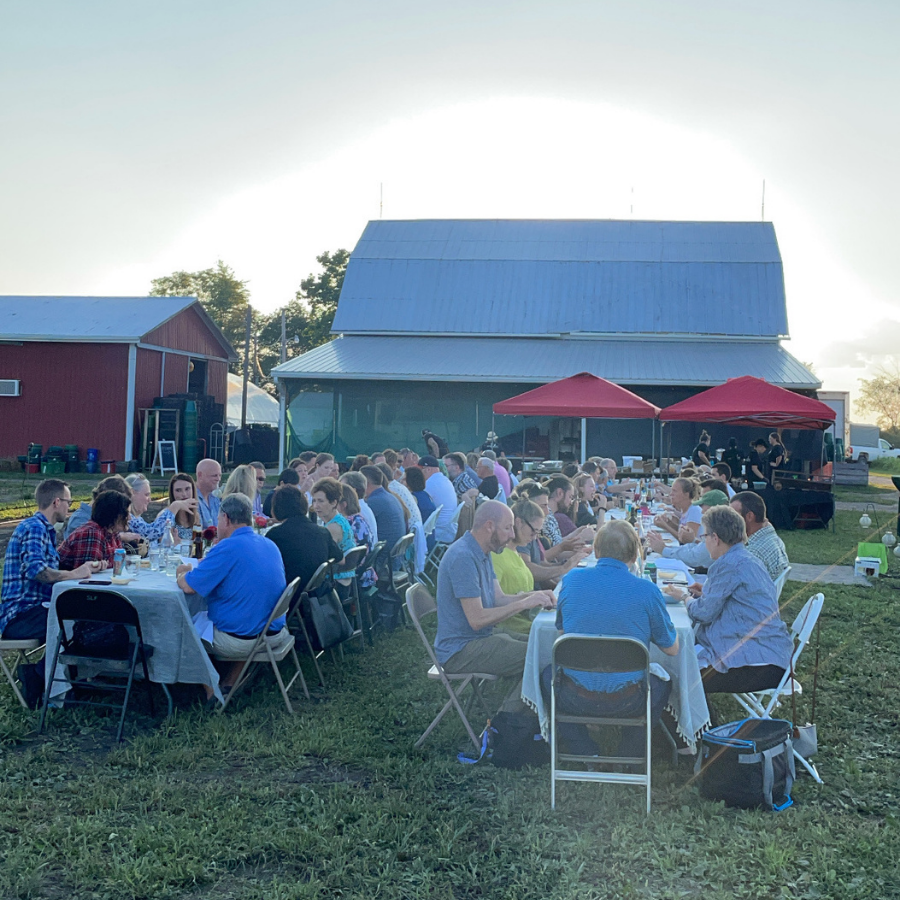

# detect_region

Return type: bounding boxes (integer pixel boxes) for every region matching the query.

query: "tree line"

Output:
[149,250,348,394]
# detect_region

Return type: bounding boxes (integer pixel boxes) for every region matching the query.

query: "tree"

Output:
[296,249,350,350]
[150,261,251,373]
[857,364,900,438]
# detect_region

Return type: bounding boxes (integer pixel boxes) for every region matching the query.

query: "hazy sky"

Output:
[2,1,898,396]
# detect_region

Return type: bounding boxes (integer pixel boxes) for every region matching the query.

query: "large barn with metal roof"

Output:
[272,219,819,462]
[0,296,236,463]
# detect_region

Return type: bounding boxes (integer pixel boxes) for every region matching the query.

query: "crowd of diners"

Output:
[1,437,794,752]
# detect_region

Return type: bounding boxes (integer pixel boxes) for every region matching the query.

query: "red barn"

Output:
[0,296,237,462]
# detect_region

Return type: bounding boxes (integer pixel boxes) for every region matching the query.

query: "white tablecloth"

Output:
[521,604,710,752]
[47,571,222,702]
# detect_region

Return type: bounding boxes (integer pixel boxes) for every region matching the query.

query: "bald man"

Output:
[195,459,222,528]
[435,500,555,709]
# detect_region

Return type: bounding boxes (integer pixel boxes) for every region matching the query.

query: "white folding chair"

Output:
[422,505,443,540]
[550,634,653,814]
[213,578,309,714]
[405,584,497,750]
[732,592,824,783]
[0,637,44,709]
[772,565,792,600]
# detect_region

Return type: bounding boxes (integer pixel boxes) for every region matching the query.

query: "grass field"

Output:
[1,488,899,898]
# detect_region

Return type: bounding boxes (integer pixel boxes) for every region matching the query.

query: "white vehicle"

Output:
[847,424,900,462]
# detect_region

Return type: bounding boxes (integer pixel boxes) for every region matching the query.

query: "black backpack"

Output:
[458,711,550,769]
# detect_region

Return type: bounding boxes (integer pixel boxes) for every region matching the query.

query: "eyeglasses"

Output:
[57,497,72,506]
[523,520,541,536]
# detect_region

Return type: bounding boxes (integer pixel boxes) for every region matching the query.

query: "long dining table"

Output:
[47,569,223,705]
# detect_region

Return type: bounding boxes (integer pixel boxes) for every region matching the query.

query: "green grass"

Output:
[869,457,900,476]
[2,525,900,898]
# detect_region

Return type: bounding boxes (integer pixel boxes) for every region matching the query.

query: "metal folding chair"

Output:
[405,584,497,750]
[550,634,653,813]
[338,545,369,651]
[732,592,824,783]
[0,636,44,710]
[356,540,386,646]
[39,588,169,743]
[286,563,333,690]
[212,577,309,714]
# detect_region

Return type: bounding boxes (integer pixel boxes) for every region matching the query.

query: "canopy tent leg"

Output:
[581,417,587,465]
[522,417,526,458]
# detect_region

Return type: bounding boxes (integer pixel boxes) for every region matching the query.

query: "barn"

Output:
[271,219,821,464]
[0,296,237,464]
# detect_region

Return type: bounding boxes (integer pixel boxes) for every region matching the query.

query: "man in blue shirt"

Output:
[543,519,679,758]
[361,465,406,557]
[1,480,98,708]
[178,492,289,698]
[195,459,222,529]
[436,501,555,710]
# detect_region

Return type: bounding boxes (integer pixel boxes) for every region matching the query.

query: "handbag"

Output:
[790,615,820,759]
[457,712,549,769]
[306,587,354,651]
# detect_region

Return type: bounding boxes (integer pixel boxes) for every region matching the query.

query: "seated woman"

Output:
[653,477,702,544]
[572,473,606,527]
[686,506,792,696]
[541,520,679,758]
[339,483,376,590]
[168,472,200,542]
[310,477,353,599]
[59,490,132,570]
[125,473,197,543]
[403,465,437,551]
[266,485,343,590]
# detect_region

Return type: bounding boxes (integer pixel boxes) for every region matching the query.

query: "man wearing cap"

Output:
[647,489,730,568]
[419,456,458,544]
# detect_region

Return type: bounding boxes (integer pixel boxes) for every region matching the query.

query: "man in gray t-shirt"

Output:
[435,502,555,701]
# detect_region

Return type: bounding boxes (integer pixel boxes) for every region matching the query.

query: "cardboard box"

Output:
[855,556,882,578]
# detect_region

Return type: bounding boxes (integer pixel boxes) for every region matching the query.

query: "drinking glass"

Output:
[125,555,140,578]
[148,546,160,571]
[166,556,180,577]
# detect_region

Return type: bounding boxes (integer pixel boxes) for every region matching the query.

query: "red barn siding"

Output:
[163,353,189,397]
[0,343,128,459]
[134,347,163,410]
[142,305,231,359]
[207,360,227,406]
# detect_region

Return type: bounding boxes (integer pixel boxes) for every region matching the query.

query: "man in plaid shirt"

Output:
[730,492,789,580]
[1,480,97,707]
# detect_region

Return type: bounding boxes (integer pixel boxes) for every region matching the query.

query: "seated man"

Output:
[262,468,301,518]
[58,491,131,570]
[436,500,555,709]
[0,479,96,707]
[443,452,479,501]
[360,465,406,556]
[542,520,679,758]
[475,457,502,501]
[195,458,222,529]
[711,463,736,498]
[266,486,343,589]
[419,456,459,544]
[542,476,592,547]
[730,491,789,579]
[64,475,131,538]
[178,493,290,698]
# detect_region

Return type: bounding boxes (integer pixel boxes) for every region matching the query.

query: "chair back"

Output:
[422,505,443,536]
[360,540,386,573]
[449,502,465,526]
[790,593,824,661]
[406,582,437,625]
[390,533,415,561]
[56,589,140,628]
[552,634,649,675]
[342,545,368,570]
[772,565,791,599]
[303,561,334,596]
[269,578,302,626]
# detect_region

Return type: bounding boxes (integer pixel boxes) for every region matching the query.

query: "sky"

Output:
[1,0,898,398]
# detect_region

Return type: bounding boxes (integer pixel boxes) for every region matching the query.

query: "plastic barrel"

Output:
[27,444,42,464]
[86,448,100,474]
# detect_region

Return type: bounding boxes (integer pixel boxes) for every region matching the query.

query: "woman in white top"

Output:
[653,476,702,544]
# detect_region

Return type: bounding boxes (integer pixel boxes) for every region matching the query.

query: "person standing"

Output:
[767,432,786,480]
[692,431,712,467]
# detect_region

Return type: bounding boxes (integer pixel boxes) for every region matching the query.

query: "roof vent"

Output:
[0,379,21,396]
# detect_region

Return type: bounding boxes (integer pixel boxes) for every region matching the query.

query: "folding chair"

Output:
[0,636,44,709]
[550,634,653,813]
[372,533,415,630]
[422,505,443,542]
[338,545,369,651]
[773,565,792,600]
[39,588,168,743]
[356,540,385,646]
[286,563,333,690]
[416,506,443,592]
[212,577,309,714]
[405,584,497,750]
[424,502,465,576]
[731,592,824,783]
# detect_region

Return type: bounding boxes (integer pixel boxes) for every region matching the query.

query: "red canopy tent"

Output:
[492,372,660,462]
[658,376,835,429]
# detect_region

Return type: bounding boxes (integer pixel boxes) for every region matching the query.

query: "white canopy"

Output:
[227,373,279,427]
